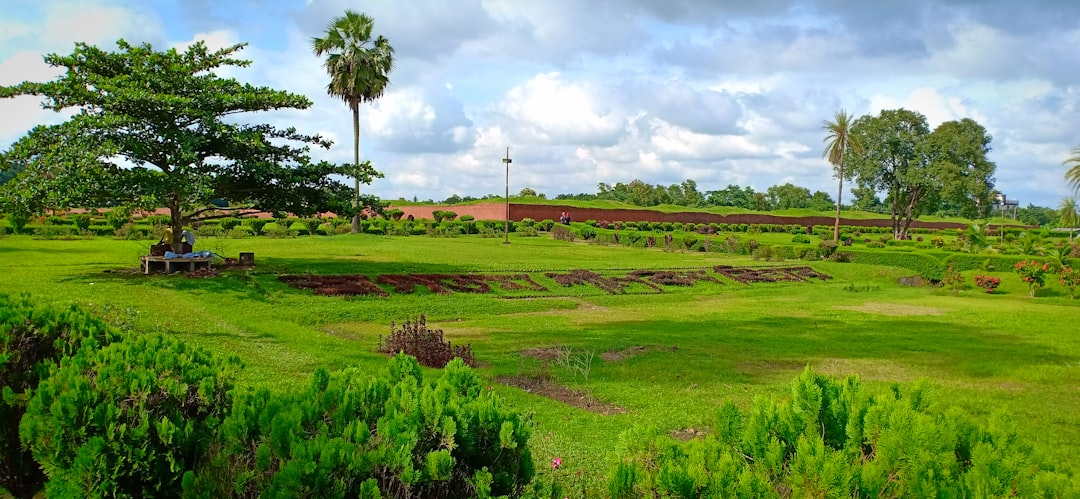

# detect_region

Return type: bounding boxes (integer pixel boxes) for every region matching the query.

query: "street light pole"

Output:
[503,147,512,245]
[997,193,1006,247]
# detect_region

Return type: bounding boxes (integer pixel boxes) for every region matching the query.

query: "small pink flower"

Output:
[552,457,562,469]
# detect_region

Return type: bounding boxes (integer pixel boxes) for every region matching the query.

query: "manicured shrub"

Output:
[72,214,92,232]
[551,226,576,242]
[607,367,1077,498]
[191,354,534,498]
[301,217,323,236]
[106,209,131,231]
[244,218,270,236]
[459,214,475,222]
[844,249,946,281]
[7,212,33,234]
[22,333,239,498]
[0,295,123,498]
[818,240,838,259]
[386,208,405,221]
[577,226,597,240]
[537,219,555,231]
[791,234,811,244]
[376,315,476,368]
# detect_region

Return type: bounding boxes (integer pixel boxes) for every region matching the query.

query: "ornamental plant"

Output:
[606,367,1078,498]
[973,274,1001,293]
[0,294,122,498]
[1014,260,1047,297]
[1060,266,1080,299]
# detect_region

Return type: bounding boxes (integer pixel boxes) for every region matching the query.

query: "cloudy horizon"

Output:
[3,0,1079,208]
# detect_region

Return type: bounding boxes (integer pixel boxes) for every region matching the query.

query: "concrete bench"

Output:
[140,256,213,274]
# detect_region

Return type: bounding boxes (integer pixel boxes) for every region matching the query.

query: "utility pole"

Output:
[503,147,512,245]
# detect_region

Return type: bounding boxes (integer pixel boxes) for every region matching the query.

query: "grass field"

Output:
[2,231,1078,488]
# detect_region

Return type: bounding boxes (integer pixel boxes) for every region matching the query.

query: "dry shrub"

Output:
[376,315,476,368]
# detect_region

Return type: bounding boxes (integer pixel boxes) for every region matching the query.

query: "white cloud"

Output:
[494,72,626,146]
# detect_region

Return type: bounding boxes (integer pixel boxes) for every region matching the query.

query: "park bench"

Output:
[140,255,213,274]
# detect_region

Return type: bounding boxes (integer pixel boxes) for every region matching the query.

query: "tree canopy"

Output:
[847,109,996,239]
[0,39,380,249]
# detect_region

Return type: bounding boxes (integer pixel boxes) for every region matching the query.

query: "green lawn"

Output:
[2,232,1078,485]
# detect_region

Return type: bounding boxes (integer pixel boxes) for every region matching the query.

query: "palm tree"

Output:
[312,10,394,233]
[1060,196,1080,241]
[1065,146,1080,194]
[821,110,864,243]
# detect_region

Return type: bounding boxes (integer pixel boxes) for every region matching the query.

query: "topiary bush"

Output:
[0,294,123,499]
[21,333,240,498]
[607,367,1078,498]
[191,354,534,498]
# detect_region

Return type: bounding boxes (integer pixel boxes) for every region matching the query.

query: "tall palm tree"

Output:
[1060,196,1080,241]
[821,110,864,243]
[1065,146,1080,194]
[313,10,394,233]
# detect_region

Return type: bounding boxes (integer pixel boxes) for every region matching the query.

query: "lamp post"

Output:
[997,193,1006,247]
[502,147,512,245]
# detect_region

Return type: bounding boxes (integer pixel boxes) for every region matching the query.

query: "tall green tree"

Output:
[848,109,996,239]
[765,183,812,210]
[0,40,375,251]
[925,118,996,218]
[822,110,864,242]
[312,10,394,233]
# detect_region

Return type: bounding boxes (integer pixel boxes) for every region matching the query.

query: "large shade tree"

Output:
[847,109,996,239]
[312,10,394,233]
[822,110,863,242]
[0,40,380,251]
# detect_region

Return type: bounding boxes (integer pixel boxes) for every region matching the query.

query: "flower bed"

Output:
[278,266,832,297]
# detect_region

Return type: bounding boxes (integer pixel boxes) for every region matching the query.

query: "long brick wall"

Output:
[393,203,997,231]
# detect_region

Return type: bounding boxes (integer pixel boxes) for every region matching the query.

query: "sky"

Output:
[2,0,1079,207]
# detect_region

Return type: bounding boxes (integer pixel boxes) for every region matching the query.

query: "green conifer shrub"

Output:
[606,367,1077,498]
[0,294,122,499]
[21,333,239,498]
[190,354,534,498]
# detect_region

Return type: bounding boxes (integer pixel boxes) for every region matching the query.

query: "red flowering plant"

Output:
[1013,260,1047,297]
[973,274,1001,293]
[1059,266,1080,300]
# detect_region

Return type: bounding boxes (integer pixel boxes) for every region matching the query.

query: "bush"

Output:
[301,217,324,236]
[0,295,123,498]
[72,214,92,232]
[459,214,475,222]
[7,212,30,234]
[818,240,838,259]
[22,333,239,498]
[974,274,1001,293]
[551,226,576,242]
[790,234,811,244]
[244,218,270,236]
[106,209,130,231]
[219,217,241,232]
[386,208,405,221]
[607,367,1077,498]
[845,249,946,280]
[577,226,597,240]
[192,354,534,498]
[376,315,476,369]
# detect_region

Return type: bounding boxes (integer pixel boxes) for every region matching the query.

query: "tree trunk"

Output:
[833,154,844,243]
[170,197,183,254]
[351,99,361,234]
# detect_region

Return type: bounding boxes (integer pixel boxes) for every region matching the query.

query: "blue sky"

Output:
[3,0,1079,207]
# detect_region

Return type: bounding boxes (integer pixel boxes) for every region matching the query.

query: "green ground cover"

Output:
[1,231,1078,489]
